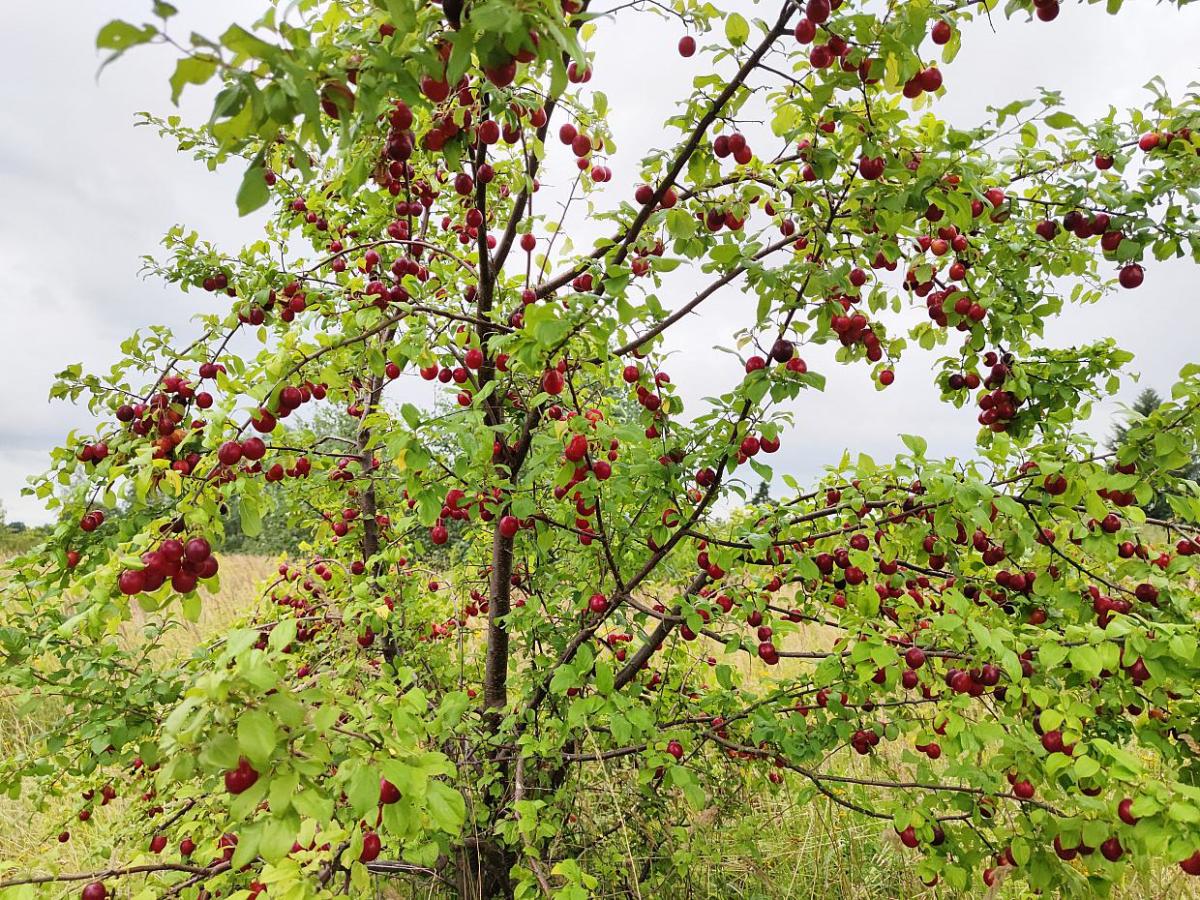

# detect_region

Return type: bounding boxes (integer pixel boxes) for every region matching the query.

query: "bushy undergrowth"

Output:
[3,553,1194,900]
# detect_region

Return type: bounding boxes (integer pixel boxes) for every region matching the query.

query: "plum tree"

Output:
[4,0,1200,898]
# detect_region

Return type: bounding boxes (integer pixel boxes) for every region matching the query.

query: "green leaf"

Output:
[267,767,299,815]
[1170,801,1200,823]
[550,666,578,694]
[669,765,707,809]
[230,823,261,868]
[96,20,157,52]
[1039,709,1063,731]
[268,619,296,652]
[181,592,201,622]
[238,709,277,764]
[200,733,240,770]
[260,815,297,863]
[1068,644,1102,677]
[595,660,614,695]
[239,494,262,538]
[236,163,271,217]
[293,788,333,823]
[426,780,466,834]
[347,764,380,817]
[220,24,279,61]
[724,13,749,46]
[901,434,927,456]
[549,56,568,100]
[401,404,423,429]
[169,56,218,104]
[1044,111,1079,130]
[610,713,631,743]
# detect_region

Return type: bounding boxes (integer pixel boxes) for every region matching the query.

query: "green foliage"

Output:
[5,0,1200,898]
[1109,387,1200,519]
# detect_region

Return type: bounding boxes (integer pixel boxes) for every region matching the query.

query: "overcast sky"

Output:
[3,1,1199,525]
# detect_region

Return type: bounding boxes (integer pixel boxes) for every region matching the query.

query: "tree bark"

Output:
[483,526,515,714]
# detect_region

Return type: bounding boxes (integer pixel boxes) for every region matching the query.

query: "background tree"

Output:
[0,499,48,555]
[1109,387,1200,519]
[3,1,1200,899]
[751,479,773,505]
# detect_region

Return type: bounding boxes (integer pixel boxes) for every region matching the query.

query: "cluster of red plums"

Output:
[117,536,217,597]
